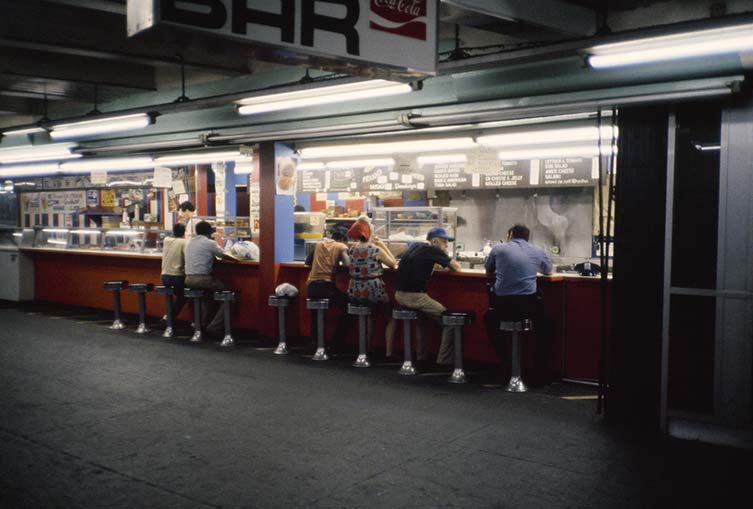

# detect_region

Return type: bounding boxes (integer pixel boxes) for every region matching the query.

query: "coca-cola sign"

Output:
[370,0,428,41]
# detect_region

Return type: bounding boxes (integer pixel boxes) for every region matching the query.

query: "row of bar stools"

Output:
[268,295,292,355]
[215,290,237,347]
[306,298,330,361]
[392,308,418,375]
[501,319,533,392]
[348,303,372,368]
[154,285,175,338]
[104,280,128,330]
[127,283,154,334]
[442,311,474,384]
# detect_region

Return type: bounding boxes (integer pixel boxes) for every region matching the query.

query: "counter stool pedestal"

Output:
[128,283,155,334]
[214,290,237,347]
[348,303,372,368]
[184,288,205,342]
[268,295,293,354]
[104,280,128,330]
[306,298,330,361]
[442,311,475,384]
[154,286,175,338]
[393,308,418,375]
[500,319,534,392]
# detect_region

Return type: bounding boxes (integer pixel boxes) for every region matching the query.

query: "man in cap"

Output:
[394,227,462,366]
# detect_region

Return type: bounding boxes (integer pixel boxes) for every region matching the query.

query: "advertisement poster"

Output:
[276,156,296,195]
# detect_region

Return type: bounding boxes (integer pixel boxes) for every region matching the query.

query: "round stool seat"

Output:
[306,298,330,310]
[268,295,292,307]
[104,280,128,290]
[499,319,533,332]
[392,308,418,320]
[154,285,173,295]
[214,290,237,302]
[184,288,205,298]
[441,310,475,326]
[128,283,154,293]
[347,303,372,316]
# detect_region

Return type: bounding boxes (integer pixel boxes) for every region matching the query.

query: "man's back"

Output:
[395,242,451,293]
[185,235,223,276]
[161,236,186,276]
[486,239,552,296]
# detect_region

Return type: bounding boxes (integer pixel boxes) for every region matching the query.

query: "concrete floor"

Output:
[1,302,751,508]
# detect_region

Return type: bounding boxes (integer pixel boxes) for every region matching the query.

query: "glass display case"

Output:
[36,228,70,249]
[294,212,326,260]
[372,207,458,258]
[0,226,23,250]
[67,228,104,250]
[102,229,148,252]
[187,216,251,246]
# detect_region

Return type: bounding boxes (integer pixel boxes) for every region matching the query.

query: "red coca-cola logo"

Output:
[370,0,427,41]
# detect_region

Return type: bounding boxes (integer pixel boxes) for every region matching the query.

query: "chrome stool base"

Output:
[312,347,329,361]
[448,368,467,384]
[274,342,288,355]
[135,323,150,334]
[190,331,203,342]
[220,335,235,347]
[399,361,417,375]
[109,320,126,330]
[505,376,527,393]
[162,326,174,339]
[353,354,371,368]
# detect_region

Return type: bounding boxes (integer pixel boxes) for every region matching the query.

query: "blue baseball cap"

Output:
[427,227,454,242]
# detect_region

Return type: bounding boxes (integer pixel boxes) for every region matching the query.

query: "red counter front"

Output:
[28,250,609,380]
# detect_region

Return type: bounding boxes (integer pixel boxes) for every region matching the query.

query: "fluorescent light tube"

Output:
[478,126,617,147]
[587,23,753,68]
[326,158,395,168]
[2,126,46,136]
[417,154,467,166]
[233,157,254,174]
[71,229,101,235]
[0,142,80,164]
[497,144,616,160]
[154,150,243,166]
[0,163,61,177]
[50,113,154,140]
[299,137,477,158]
[60,157,155,172]
[42,228,70,234]
[297,162,326,170]
[237,80,412,116]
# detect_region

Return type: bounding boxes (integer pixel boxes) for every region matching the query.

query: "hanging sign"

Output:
[465,148,500,176]
[152,166,173,188]
[127,0,438,76]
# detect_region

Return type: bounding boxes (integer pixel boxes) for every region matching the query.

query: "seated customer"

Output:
[346,216,397,356]
[184,221,236,337]
[483,224,552,361]
[394,227,462,366]
[160,223,187,320]
[305,225,351,350]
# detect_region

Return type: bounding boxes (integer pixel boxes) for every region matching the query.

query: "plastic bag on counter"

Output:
[275,283,299,298]
[230,240,260,261]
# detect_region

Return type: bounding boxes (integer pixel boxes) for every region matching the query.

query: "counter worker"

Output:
[177,201,196,236]
[483,224,552,362]
[394,227,462,366]
[184,220,237,337]
[305,225,351,351]
[160,223,187,321]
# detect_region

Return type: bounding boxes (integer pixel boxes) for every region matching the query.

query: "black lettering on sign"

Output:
[232,0,295,43]
[301,0,360,56]
[162,0,227,29]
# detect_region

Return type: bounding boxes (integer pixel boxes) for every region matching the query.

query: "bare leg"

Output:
[384,317,397,357]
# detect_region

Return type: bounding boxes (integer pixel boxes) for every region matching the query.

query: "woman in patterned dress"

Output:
[347,216,398,356]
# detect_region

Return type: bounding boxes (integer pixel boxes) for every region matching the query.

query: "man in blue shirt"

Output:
[484,224,552,367]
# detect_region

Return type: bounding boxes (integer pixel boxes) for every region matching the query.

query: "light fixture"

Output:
[497,144,617,160]
[587,23,753,68]
[417,154,467,166]
[0,163,61,177]
[2,126,46,136]
[478,126,617,147]
[237,79,413,116]
[299,137,477,158]
[0,142,80,164]
[154,150,243,167]
[297,162,326,171]
[50,113,156,140]
[694,143,721,151]
[59,157,155,172]
[326,158,395,168]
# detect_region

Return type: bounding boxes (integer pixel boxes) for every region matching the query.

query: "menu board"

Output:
[432,163,477,189]
[538,157,596,186]
[328,168,361,192]
[483,160,530,188]
[298,170,327,193]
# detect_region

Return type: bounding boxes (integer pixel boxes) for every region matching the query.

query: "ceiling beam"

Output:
[0,0,253,75]
[0,47,156,91]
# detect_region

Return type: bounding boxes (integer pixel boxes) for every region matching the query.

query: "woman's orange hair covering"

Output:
[347,216,371,242]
